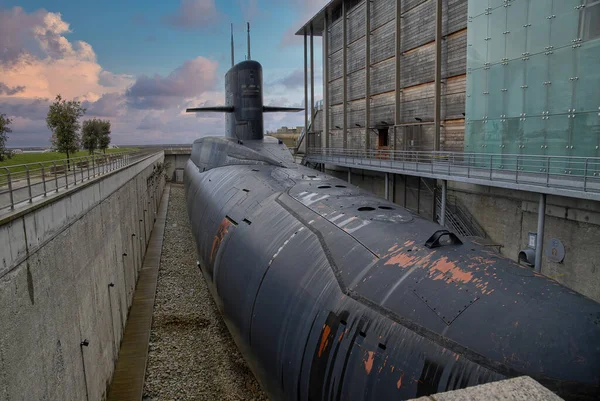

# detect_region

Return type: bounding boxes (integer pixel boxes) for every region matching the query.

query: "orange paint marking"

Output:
[388,244,399,252]
[403,240,415,247]
[210,218,232,263]
[430,257,474,284]
[318,325,331,357]
[385,253,417,268]
[396,371,405,389]
[364,351,375,374]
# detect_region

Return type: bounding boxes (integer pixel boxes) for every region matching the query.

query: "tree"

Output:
[46,95,86,167]
[0,114,12,162]
[81,118,100,155]
[98,120,111,153]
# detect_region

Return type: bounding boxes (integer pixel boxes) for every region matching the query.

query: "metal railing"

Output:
[0,150,150,213]
[306,148,600,196]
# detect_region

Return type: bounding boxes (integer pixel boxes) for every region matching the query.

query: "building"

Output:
[266,126,304,148]
[298,0,600,301]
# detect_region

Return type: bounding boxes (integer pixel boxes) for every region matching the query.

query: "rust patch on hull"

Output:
[210,218,232,263]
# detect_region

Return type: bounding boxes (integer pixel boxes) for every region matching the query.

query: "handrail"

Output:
[306,147,600,198]
[0,150,151,213]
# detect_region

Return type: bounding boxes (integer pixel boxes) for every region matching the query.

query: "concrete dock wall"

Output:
[164,149,190,182]
[0,152,165,401]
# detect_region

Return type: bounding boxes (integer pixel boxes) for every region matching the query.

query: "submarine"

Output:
[184,25,600,401]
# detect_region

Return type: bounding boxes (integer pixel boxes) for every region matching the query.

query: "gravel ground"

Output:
[143,185,268,401]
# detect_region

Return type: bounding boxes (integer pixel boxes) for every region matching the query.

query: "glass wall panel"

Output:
[550,7,582,50]
[573,112,600,159]
[526,0,552,54]
[547,46,575,114]
[469,15,489,70]
[574,39,600,113]
[524,117,547,159]
[523,53,548,116]
[469,0,490,19]
[504,118,524,156]
[552,0,584,18]
[465,120,487,152]
[506,0,529,61]
[545,115,571,169]
[487,63,506,118]
[490,0,506,10]
[466,68,488,119]
[505,60,525,117]
[488,8,507,65]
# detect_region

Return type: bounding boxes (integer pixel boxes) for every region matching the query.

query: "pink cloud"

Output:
[162,0,220,29]
[0,6,225,147]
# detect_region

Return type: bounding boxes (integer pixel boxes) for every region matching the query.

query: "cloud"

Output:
[0,82,25,95]
[0,6,227,146]
[275,68,322,90]
[126,56,219,110]
[279,0,328,47]
[162,0,220,29]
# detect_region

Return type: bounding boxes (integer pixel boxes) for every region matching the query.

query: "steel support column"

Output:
[535,193,546,273]
[365,0,371,151]
[342,0,348,149]
[304,31,308,143]
[323,15,330,148]
[310,24,315,138]
[434,0,442,151]
[348,167,352,184]
[395,0,402,126]
[440,180,447,226]
[385,173,390,200]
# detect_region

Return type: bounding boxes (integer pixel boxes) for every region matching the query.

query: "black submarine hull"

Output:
[184,136,600,400]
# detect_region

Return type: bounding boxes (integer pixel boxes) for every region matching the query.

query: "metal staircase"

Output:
[435,194,487,238]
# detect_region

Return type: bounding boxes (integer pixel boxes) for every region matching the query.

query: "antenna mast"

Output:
[230,23,235,67]
[247,22,251,60]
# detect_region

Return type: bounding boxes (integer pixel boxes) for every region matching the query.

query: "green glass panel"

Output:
[550,6,581,49]
[467,68,488,119]
[529,0,553,26]
[486,119,504,151]
[572,112,600,159]
[545,114,571,172]
[467,120,487,154]
[527,0,552,55]
[574,40,600,113]
[505,59,525,117]
[552,0,584,17]
[488,7,507,65]
[524,119,546,179]
[547,46,576,114]
[504,117,524,156]
[470,14,489,70]
[469,0,490,18]
[506,0,529,60]
[490,0,506,10]
[487,63,506,119]
[524,53,548,116]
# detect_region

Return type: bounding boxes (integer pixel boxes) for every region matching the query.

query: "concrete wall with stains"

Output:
[0,153,165,401]
[323,165,600,302]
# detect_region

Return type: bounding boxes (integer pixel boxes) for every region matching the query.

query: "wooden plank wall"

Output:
[324,0,468,151]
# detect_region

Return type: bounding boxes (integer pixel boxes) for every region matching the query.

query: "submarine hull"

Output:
[184,136,600,401]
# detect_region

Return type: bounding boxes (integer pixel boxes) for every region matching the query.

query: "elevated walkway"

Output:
[306,149,600,201]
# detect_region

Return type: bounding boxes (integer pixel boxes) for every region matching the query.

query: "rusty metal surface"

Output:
[107,184,170,401]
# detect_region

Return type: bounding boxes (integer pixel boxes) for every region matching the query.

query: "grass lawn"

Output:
[0,148,138,184]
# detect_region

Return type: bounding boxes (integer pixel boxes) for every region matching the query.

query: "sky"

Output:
[0,0,326,147]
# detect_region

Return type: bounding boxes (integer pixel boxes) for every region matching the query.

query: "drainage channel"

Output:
[107,184,170,401]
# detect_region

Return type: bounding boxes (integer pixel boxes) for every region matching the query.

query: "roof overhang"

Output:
[294,0,344,37]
